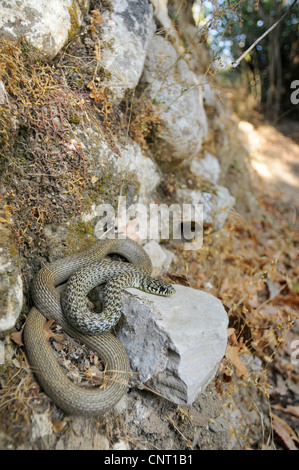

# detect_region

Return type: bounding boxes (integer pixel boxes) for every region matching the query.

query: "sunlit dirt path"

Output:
[238,118,299,211]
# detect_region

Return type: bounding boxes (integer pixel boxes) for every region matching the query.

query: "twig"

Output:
[125,89,135,146]
[167,415,191,444]
[232,0,298,69]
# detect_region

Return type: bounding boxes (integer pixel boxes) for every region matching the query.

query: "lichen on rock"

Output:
[0,224,23,332]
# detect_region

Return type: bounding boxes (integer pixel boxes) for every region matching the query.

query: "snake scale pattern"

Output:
[24,238,175,415]
[62,260,174,334]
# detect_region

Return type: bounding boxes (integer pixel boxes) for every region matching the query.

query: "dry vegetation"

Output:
[0,40,89,254]
[0,34,123,257]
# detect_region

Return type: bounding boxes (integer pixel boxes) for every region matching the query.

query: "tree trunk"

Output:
[266,2,283,118]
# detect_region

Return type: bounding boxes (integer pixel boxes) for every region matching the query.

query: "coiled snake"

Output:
[24,238,174,415]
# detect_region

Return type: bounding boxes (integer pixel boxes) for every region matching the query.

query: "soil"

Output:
[238,116,299,211]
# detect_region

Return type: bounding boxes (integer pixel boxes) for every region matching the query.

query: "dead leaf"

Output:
[272,413,299,450]
[52,417,68,433]
[226,345,249,380]
[44,319,55,340]
[11,330,24,347]
[227,327,236,337]
[272,404,299,419]
[227,328,238,345]
[52,333,66,344]
[167,273,191,286]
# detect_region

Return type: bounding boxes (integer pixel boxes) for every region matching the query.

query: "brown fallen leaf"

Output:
[277,293,299,310]
[272,404,299,419]
[227,327,237,345]
[272,413,299,450]
[227,327,236,337]
[167,273,191,286]
[44,319,56,340]
[11,329,24,347]
[52,417,68,433]
[226,344,249,380]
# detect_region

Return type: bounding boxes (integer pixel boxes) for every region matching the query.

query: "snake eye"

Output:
[163,284,175,295]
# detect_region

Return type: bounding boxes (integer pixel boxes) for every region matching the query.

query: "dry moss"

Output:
[128,94,163,152]
[0,39,94,256]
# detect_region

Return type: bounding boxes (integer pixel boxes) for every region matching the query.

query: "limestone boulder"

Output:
[142,35,208,168]
[0,0,91,59]
[190,152,221,185]
[97,0,156,102]
[176,186,235,231]
[116,284,228,405]
[143,240,175,276]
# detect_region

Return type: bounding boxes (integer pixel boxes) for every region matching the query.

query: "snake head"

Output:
[143,277,175,296]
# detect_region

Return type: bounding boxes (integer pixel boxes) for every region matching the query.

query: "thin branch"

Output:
[231,0,298,69]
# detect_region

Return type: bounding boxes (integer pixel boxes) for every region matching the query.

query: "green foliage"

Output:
[197,0,299,118]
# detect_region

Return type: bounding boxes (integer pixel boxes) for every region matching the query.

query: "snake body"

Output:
[61,260,174,334]
[24,238,174,415]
